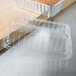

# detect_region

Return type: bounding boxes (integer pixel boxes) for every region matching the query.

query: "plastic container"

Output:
[16,0,64,17]
[2,16,72,61]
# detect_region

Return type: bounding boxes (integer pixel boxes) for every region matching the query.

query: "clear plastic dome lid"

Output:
[2,16,72,61]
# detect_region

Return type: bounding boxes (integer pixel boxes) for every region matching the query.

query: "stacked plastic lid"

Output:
[16,0,64,17]
[2,16,72,61]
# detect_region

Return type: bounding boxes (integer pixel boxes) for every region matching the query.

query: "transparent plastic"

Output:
[16,0,63,17]
[2,16,72,61]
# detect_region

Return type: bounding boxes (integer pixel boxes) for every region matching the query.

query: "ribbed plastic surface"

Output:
[2,16,72,61]
[16,0,63,17]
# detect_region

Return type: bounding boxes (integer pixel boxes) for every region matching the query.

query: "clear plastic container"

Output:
[2,16,72,61]
[16,0,64,17]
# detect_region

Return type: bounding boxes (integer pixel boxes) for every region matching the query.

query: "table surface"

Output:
[0,0,76,51]
[0,2,76,76]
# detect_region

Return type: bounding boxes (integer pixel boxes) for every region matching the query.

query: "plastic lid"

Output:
[2,16,72,61]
